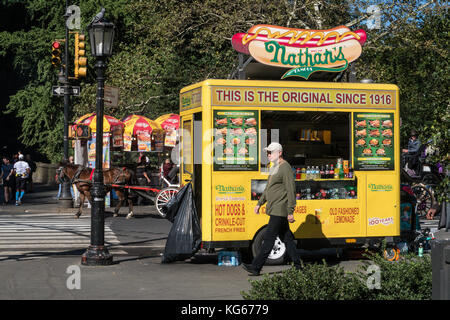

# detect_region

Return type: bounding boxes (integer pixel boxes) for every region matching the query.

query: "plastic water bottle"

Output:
[418,243,423,257]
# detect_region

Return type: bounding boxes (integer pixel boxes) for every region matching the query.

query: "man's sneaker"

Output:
[15,201,19,206]
[241,263,260,276]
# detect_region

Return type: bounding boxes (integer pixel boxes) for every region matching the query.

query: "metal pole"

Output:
[59,0,73,208]
[238,53,245,80]
[81,58,113,266]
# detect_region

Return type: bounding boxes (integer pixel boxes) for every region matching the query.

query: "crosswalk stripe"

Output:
[0,217,121,253]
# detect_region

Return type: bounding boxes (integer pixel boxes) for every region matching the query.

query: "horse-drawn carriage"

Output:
[57,163,180,219]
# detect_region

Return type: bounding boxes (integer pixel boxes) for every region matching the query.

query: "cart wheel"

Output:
[252,227,288,265]
[156,187,179,218]
[383,247,400,261]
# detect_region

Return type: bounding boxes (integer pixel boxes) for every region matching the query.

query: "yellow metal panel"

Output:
[180,115,193,185]
[292,173,366,239]
[366,173,399,237]
[211,174,252,241]
[201,85,213,242]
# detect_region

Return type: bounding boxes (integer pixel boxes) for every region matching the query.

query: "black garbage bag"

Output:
[161,182,201,263]
[161,182,189,223]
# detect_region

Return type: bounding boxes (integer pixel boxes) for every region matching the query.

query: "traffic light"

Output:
[51,41,62,67]
[74,32,87,78]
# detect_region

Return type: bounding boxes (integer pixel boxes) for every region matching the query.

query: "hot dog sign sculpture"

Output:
[232,25,367,80]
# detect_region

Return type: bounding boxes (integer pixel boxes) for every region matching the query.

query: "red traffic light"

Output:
[51,41,62,67]
[52,41,61,49]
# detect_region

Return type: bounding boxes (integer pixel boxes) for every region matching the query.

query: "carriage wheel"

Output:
[156,187,179,218]
[411,184,434,217]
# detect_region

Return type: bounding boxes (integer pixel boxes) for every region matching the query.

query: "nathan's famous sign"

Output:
[232,25,366,80]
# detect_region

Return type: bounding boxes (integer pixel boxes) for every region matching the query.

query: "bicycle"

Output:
[409,227,434,255]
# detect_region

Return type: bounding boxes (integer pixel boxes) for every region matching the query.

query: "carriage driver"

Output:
[13,154,31,206]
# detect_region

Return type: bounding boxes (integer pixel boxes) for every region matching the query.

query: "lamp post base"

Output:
[81,245,113,266]
[58,181,73,209]
[58,198,73,209]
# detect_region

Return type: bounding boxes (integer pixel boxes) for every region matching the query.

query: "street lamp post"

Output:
[58,0,74,209]
[81,9,115,266]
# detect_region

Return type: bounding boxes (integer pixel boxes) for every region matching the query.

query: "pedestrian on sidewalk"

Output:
[242,142,301,276]
[13,154,30,205]
[2,156,14,205]
[136,156,150,205]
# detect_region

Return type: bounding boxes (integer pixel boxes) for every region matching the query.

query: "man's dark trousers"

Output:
[252,215,301,271]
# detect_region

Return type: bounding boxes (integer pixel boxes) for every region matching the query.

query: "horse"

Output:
[57,163,136,219]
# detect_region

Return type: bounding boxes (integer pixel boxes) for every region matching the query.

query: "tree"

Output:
[350,1,449,199]
[1,0,448,201]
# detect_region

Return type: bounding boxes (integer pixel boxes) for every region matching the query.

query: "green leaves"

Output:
[241,252,432,300]
[1,0,448,171]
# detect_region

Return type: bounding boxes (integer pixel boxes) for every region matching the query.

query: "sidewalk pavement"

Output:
[0,184,364,300]
[0,183,161,216]
[0,184,257,299]
[0,183,172,255]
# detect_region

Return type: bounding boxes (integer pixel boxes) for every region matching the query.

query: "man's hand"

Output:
[254,205,260,214]
[287,214,295,223]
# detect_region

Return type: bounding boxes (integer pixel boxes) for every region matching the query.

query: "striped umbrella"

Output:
[74,112,124,132]
[155,113,180,131]
[122,115,163,135]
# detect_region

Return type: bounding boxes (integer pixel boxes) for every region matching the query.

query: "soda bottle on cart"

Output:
[418,243,424,257]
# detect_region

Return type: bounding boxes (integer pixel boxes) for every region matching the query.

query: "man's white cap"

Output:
[18,154,24,160]
[264,142,283,152]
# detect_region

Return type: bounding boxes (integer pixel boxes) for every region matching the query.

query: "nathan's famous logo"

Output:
[181,89,201,109]
[181,95,191,108]
[232,25,366,80]
[215,185,245,194]
[368,183,393,191]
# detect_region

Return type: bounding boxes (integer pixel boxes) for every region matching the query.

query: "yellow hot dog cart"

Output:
[179,79,400,263]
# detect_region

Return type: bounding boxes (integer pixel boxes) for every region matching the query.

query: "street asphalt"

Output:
[0,183,377,300]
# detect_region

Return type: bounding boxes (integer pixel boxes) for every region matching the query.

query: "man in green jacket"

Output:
[242,142,301,276]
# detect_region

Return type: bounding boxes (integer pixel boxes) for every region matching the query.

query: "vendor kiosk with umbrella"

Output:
[155,113,180,149]
[71,112,124,207]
